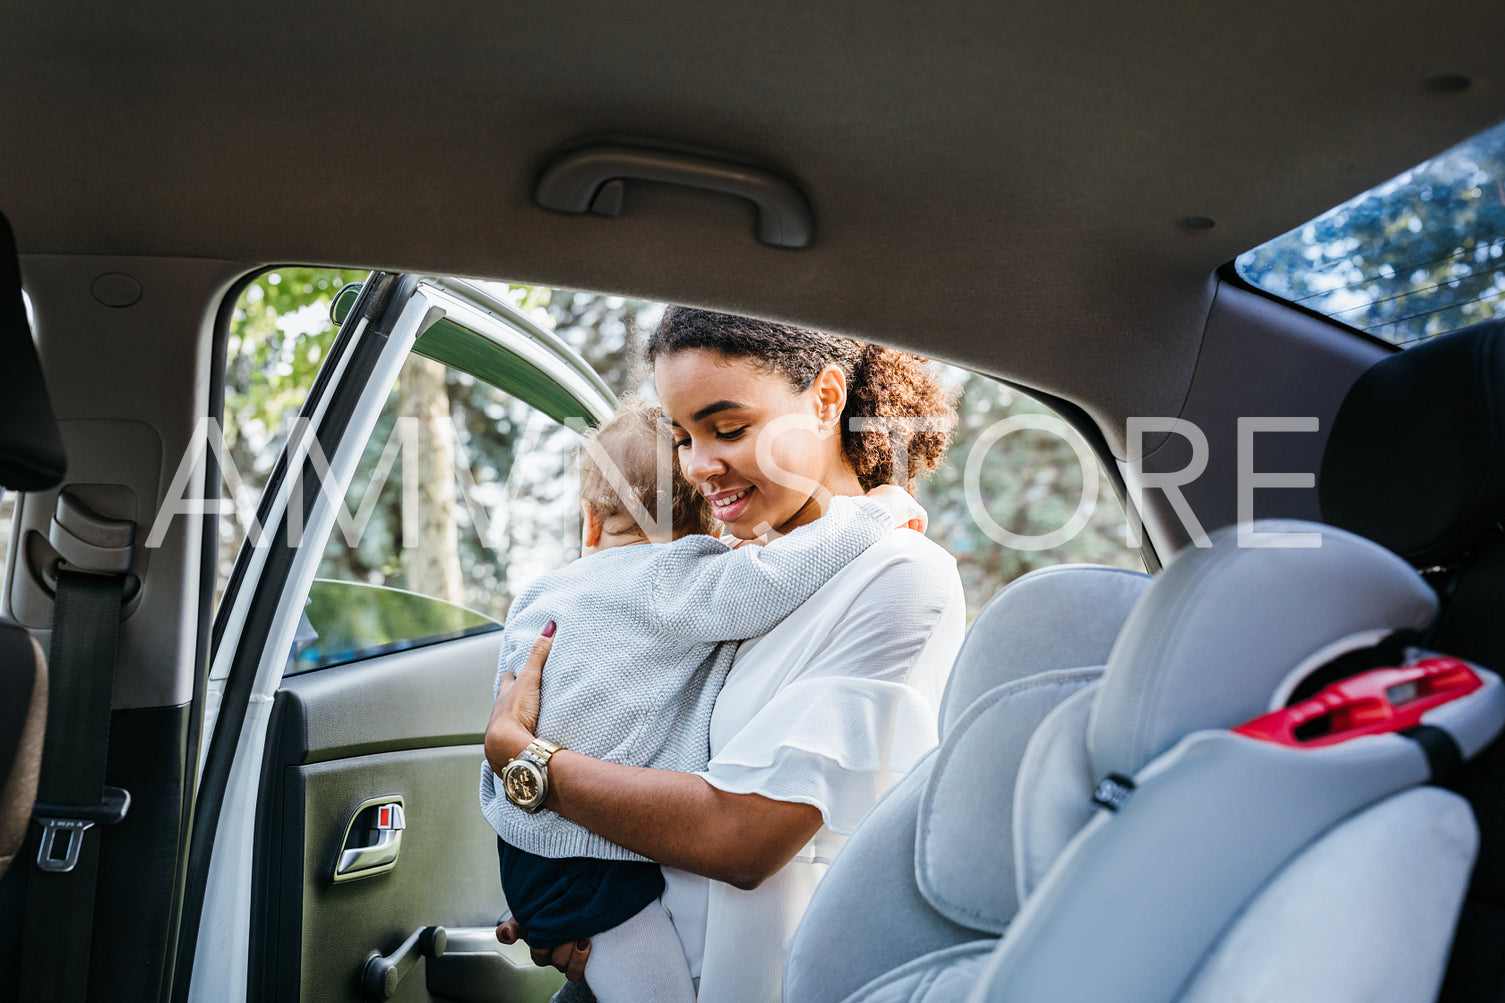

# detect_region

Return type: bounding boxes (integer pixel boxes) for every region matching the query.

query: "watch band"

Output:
[524,737,561,765]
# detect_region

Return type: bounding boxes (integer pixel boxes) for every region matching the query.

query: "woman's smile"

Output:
[706,485,754,522]
[655,348,847,539]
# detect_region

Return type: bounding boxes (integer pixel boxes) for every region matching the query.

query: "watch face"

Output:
[504,762,543,808]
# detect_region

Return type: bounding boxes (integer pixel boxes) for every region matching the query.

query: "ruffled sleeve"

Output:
[700,675,942,832]
[696,532,967,834]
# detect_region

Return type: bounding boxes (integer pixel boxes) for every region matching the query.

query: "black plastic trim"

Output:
[1404,724,1465,783]
[246,691,293,1003]
[94,705,193,1002]
[0,705,192,1003]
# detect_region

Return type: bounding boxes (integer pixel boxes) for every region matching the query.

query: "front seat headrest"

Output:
[1088,520,1438,779]
[1320,319,1505,567]
[0,210,66,492]
[937,564,1150,736]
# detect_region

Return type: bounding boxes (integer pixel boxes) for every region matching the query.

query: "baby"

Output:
[479,397,923,1002]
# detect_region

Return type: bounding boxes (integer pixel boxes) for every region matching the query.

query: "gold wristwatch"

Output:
[501,737,562,814]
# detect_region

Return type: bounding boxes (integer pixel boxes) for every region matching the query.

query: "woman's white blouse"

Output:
[660,530,966,1001]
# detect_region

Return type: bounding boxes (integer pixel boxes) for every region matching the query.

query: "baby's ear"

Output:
[582,505,603,548]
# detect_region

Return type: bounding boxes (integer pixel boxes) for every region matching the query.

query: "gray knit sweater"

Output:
[479,494,894,861]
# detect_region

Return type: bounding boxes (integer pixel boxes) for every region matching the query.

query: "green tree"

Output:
[220,268,367,594]
[917,373,1140,619]
[223,268,369,484]
[221,276,650,621]
[1238,118,1505,344]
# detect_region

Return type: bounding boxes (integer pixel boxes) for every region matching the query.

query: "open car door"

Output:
[178,275,614,1002]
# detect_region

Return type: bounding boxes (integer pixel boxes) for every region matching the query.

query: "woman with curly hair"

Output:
[486,307,965,1001]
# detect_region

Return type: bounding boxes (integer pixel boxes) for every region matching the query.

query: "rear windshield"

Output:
[1236,118,1505,347]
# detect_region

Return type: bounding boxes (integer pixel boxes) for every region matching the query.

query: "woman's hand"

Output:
[484,621,555,771]
[866,484,928,533]
[496,917,591,982]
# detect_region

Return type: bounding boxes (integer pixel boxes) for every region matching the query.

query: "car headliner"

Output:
[4,1,1505,439]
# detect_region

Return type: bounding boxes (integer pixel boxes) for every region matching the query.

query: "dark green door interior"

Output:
[249,631,565,1001]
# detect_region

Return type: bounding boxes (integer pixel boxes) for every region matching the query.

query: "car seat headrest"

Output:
[1320,319,1505,567]
[1088,520,1438,779]
[0,210,65,492]
[937,564,1150,735]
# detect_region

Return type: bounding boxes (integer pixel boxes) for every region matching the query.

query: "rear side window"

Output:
[1237,117,1505,346]
[915,377,1141,618]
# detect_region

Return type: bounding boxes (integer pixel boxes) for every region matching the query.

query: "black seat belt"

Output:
[21,493,134,1002]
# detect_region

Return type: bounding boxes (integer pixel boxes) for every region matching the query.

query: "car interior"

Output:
[5,3,1505,1001]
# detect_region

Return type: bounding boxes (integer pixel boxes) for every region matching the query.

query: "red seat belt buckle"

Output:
[1234,656,1482,748]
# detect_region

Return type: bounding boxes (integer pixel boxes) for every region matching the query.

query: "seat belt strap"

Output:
[21,519,132,1001]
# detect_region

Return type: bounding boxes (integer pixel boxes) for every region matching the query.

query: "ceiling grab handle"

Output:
[534,145,814,249]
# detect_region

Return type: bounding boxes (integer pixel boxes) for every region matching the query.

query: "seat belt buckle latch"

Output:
[32,785,131,874]
[35,818,95,873]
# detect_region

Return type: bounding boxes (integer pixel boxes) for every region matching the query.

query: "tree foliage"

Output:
[916,380,1140,610]
[1239,119,1505,345]
[224,268,369,476]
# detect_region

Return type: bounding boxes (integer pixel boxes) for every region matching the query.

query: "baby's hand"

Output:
[866,484,928,534]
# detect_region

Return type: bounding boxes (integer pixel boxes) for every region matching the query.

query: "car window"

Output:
[292,351,583,672]
[222,273,1143,644]
[290,579,497,672]
[1236,116,1505,346]
[517,285,1143,621]
[222,273,616,673]
[913,374,1142,620]
[218,267,370,607]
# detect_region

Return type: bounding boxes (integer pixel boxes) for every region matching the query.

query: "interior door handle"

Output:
[534,144,814,248]
[426,926,567,1002]
[360,925,566,1002]
[362,925,445,1001]
[334,797,405,883]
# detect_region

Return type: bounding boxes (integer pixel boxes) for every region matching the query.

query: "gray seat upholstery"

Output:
[785,563,1150,1002]
[787,520,1505,1003]
[0,208,66,878]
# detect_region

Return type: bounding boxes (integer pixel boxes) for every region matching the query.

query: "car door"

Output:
[178,274,614,1003]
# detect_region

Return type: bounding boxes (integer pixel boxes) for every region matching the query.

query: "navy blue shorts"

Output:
[497,836,665,949]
